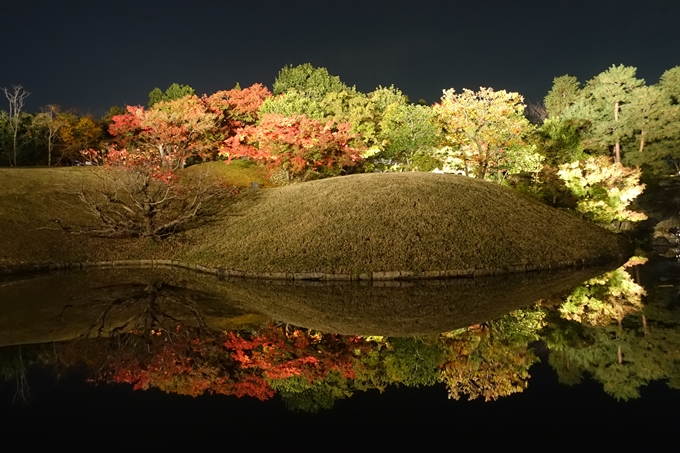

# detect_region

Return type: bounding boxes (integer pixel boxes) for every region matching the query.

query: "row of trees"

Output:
[4,63,678,230]
[0,85,112,167]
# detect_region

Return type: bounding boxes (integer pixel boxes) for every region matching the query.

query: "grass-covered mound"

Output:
[0,162,266,270]
[0,167,177,268]
[184,172,631,275]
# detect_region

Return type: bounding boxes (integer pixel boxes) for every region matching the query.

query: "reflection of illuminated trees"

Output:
[547,261,680,400]
[89,324,372,405]
[546,318,677,400]
[224,327,371,403]
[439,307,545,401]
[382,338,444,388]
[559,267,645,326]
[101,327,233,397]
[79,314,548,408]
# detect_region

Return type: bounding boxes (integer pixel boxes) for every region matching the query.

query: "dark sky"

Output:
[2,0,679,116]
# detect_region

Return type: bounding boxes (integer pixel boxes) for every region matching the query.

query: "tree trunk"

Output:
[639,130,645,153]
[617,345,623,364]
[12,129,17,167]
[614,101,621,163]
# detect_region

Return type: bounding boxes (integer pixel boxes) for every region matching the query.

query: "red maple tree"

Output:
[221,113,365,181]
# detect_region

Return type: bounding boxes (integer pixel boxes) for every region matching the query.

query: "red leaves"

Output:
[97,84,272,183]
[206,83,271,124]
[225,326,366,385]
[221,113,364,179]
[96,325,368,402]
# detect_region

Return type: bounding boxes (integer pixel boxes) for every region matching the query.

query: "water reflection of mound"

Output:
[223,264,625,336]
[0,261,626,344]
[0,269,267,347]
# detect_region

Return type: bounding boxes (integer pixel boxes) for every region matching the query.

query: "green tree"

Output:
[272,63,349,98]
[383,338,444,387]
[148,83,196,108]
[271,372,353,413]
[259,89,326,120]
[621,83,680,176]
[435,87,540,181]
[544,75,581,118]
[564,65,645,163]
[533,117,588,166]
[659,66,680,104]
[379,103,442,171]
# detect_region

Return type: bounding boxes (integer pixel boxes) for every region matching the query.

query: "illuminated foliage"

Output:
[544,75,581,118]
[559,265,645,326]
[272,63,348,99]
[148,83,196,108]
[439,325,539,402]
[205,83,271,125]
[379,103,443,171]
[221,113,364,182]
[435,87,541,181]
[439,308,545,401]
[105,97,219,175]
[557,156,646,224]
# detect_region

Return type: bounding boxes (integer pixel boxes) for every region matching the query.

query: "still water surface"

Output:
[0,255,678,448]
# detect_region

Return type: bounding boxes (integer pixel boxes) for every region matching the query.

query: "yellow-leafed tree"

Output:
[435,87,541,182]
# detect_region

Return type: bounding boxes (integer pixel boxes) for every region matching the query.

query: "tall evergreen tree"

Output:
[544,75,581,118]
[564,65,645,163]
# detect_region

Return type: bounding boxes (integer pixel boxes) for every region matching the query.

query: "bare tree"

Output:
[33,105,65,166]
[70,168,238,238]
[2,85,30,167]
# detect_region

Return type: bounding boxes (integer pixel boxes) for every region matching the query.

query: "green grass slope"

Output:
[183,172,631,274]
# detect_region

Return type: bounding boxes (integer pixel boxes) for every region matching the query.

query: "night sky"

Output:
[1,0,680,116]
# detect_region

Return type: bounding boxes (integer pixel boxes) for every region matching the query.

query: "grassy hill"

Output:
[0,166,631,276]
[181,172,631,275]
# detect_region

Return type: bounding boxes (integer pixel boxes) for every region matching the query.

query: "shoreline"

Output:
[0,252,631,281]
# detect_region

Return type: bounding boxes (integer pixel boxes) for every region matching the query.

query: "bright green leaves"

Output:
[273,63,349,98]
[379,103,442,171]
[559,266,645,326]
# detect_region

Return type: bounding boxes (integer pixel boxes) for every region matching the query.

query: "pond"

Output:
[0,253,678,449]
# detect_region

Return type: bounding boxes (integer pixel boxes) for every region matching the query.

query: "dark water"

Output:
[0,252,678,449]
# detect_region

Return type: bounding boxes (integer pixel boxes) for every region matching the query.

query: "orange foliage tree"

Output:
[221,113,365,182]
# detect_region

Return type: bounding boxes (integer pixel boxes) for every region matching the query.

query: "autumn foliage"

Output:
[221,113,364,182]
[97,325,370,401]
[98,84,271,181]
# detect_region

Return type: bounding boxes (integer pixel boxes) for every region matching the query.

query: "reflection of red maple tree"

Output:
[225,327,367,383]
[97,325,370,401]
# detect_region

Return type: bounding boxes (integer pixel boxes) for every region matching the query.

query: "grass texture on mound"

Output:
[183,172,630,274]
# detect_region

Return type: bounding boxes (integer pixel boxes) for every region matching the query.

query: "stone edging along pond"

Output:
[0,254,630,280]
